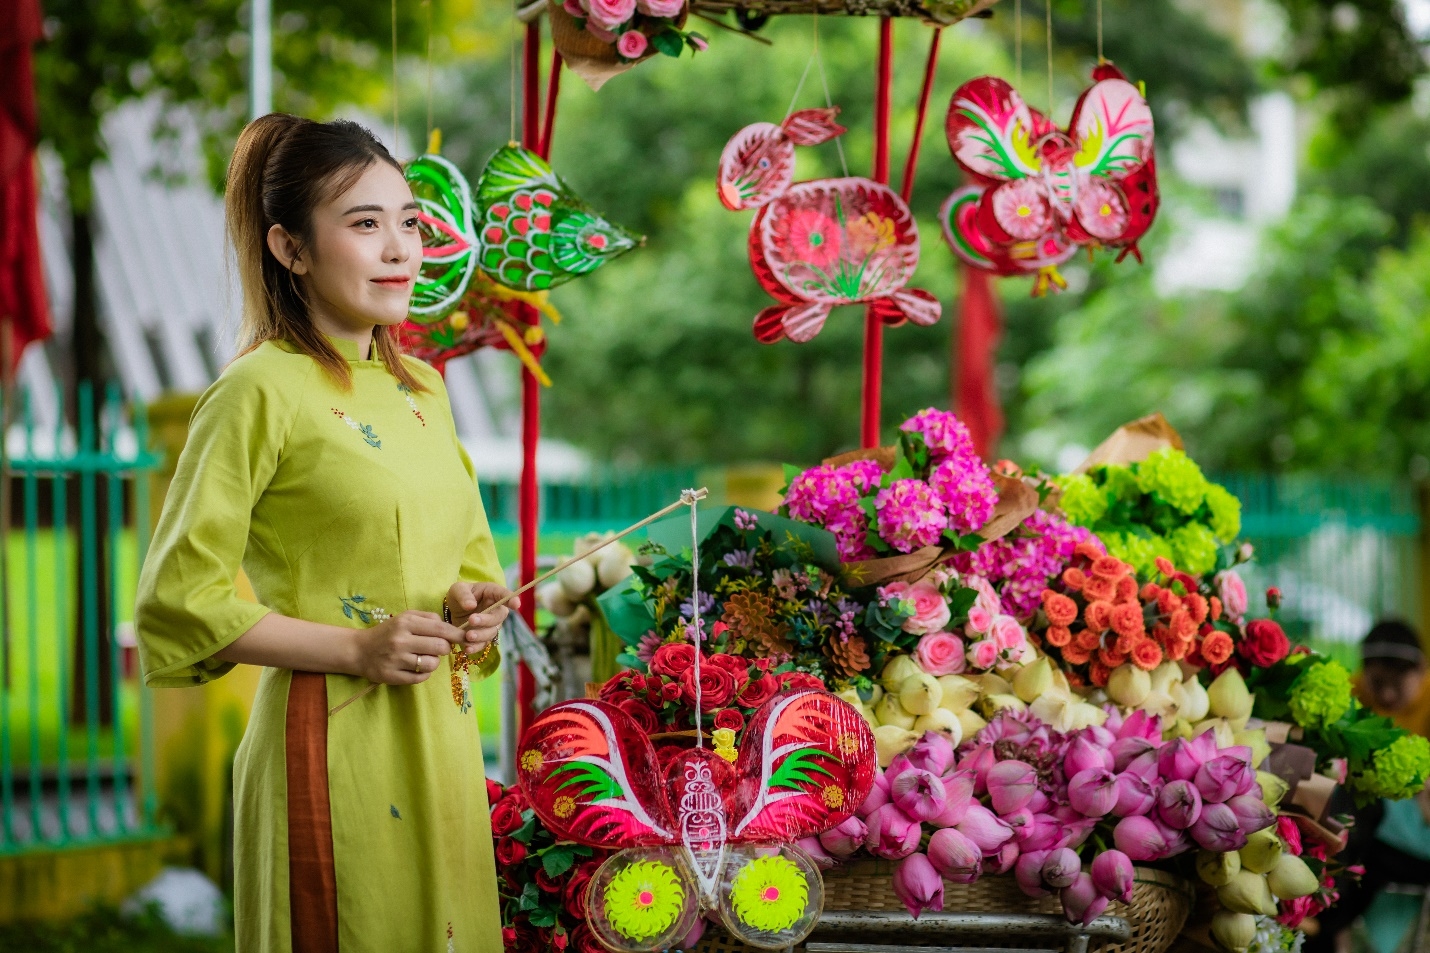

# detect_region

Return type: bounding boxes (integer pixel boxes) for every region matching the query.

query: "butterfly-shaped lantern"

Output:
[719,107,942,344]
[940,63,1158,295]
[517,689,876,951]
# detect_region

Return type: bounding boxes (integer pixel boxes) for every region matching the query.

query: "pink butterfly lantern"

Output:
[940,63,1159,296]
[719,107,942,344]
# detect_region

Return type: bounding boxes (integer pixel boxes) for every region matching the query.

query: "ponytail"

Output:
[224,113,427,393]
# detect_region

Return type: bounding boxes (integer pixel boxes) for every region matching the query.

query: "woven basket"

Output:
[690,861,1192,953]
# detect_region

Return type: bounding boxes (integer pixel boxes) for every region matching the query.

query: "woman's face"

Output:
[274,160,422,334]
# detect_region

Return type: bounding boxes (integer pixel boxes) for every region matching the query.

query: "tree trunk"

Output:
[68,207,114,728]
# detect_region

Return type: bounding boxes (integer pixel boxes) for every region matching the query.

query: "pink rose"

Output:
[967,605,993,634]
[990,615,1026,652]
[967,639,999,670]
[636,0,684,16]
[615,28,648,57]
[903,581,952,636]
[1215,570,1247,623]
[584,0,636,32]
[915,632,966,676]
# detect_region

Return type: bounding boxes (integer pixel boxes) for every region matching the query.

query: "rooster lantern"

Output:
[719,108,942,344]
[517,689,876,951]
[940,63,1158,295]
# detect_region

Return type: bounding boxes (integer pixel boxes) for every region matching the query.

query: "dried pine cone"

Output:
[825,636,871,678]
[722,590,793,656]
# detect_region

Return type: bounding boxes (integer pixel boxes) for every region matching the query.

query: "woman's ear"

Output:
[266,224,309,275]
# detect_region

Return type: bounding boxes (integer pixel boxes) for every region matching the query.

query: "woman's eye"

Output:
[353,218,378,228]
[403,217,419,228]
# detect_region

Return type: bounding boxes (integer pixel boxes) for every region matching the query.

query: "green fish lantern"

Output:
[405,144,640,321]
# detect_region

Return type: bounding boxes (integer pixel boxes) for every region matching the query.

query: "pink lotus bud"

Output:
[956,803,1014,853]
[1111,773,1159,818]
[1041,848,1082,889]
[1027,790,1051,814]
[930,772,975,828]
[1091,849,1134,904]
[1156,739,1205,783]
[1156,779,1202,830]
[892,768,949,822]
[1226,794,1275,834]
[1068,768,1119,818]
[893,852,945,919]
[1111,737,1157,773]
[928,827,982,883]
[1082,724,1116,749]
[1112,815,1173,862]
[1001,807,1034,841]
[987,760,1038,814]
[983,839,1020,875]
[678,917,706,950]
[865,803,921,860]
[858,770,891,817]
[907,731,956,776]
[1189,802,1247,852]
[1151,816,1190,856]
[1116,709,1163,742]
[798,836,837,869]
[1066,736,1114,777]
[1103,706,1125,734]
[1016,850,1053,897]
[1018,813,1064,853]
[1195,754,1254,804]
[959,745,995,794]
[819,815,869,859]
[1061,872,1110,926]
[1061,817,1098,850]
[1122,748,1160,781]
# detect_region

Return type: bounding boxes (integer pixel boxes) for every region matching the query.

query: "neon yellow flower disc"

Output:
[603,860,686,940]
[729,855,809,933]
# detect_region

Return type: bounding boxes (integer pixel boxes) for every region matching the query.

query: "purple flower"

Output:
[857,770,891,818]
[956,803,1015,854]
[1066,736,1114,777]
[1226,794,1275,835]
[839,459,885,493]
[950,509,1101,619]
[1113,815,1175,862]
[930,772,975,828]
[906,732,957,777]
[1111,773,1159,818]
[1195,754,1254,805]
[875,479,947,554]
[722,549,756,570]
[798,836,837,869]
[1157,737,1212,783]
[634,630,663,665]
[983,840,1020,875]
[900,408,977,463]
[1111,737,1157,774]
[929,455,998,534]
[893,853,945,918]
[733,508,759,531]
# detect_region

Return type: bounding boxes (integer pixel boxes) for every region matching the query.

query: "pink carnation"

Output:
[900,409,976,464]
[952,510,1101,619]
[875,479,946,554]
[784,465,859,526]
[929,456,998,534]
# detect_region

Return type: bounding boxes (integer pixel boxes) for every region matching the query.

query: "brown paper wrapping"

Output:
[549,4,686,91]
[1073,412,1185,473]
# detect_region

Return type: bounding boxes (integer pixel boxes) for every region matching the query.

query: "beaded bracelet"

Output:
[444,598,497,667]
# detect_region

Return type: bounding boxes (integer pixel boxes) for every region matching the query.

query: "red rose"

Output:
[713,708,745,732]
[751,657,772,672]
[495,837,527,866]
[487,778,505,806]
[680,664,737,710]
[707,654,751,679]
[553,928,569,951]
[661,680,682,702]
[737,674,779,709]
[1239,619,1290,667]
[629,672,648,692]
[780,672,825,692]
[602,690,634,708]
[572,925,606,953]
[598,671,635,699]
[617,698,659,733]
[491,798,525,836]
[564,862,598,920]
[651,643,696,677]
[536,866,564,893]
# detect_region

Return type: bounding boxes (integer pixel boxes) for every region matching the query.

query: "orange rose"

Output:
[1154,557,1176,577]
[1045,625,1073,647]
[1130,638,1164,671]
[1200,630,1234,666]
[1083,576,1115,602]
[1170,609,1197,641]
[1089,660,1112,688]
[1184,593,1209,625]
[1062,642,1092,665]
[1156,589,1183,616]
[1061,567,1087,591]
[1084,600,1114,633]
[1115,631,1138,654]
[1076,628,1102,651]
[1075,541,1104,562]
[1209,596,1223,622]
[1066,670,1087,688]
[1091,556,1130,580]
[1140,583,1162,602]
[1042,590,1079,627]
[1110,603,1146,639]
[1165,638,1189,662]
[1098,645,1127,669]
[1114,576,1140,604]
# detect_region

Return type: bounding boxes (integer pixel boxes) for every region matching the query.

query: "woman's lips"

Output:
[372,276,410,286]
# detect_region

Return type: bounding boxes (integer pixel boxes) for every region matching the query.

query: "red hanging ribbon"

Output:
[861,17,895,450]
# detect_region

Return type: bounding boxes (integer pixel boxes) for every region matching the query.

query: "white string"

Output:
[686,489,703,748]
[812,14,849,178]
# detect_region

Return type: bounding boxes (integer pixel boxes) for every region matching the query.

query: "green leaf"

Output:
[542,844,577,878]
[518,881,542,912]
[946,586,978,620]
[651,28,685,57]
[887,456,915,484]
[527,907,558,927]
[511,812,538,845]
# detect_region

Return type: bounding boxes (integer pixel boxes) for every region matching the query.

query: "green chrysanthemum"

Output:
[1204,483,1243,542]
[1362,734,1430,800]
[1135,448,1209,515]
[1170,522,1219,577]
[729,855,810,933]
[1099,464,1142,504]
[1103,532,1155,578]
[1056,474,1108,526]
[1288,661,1353,729]
[604,860,686,940]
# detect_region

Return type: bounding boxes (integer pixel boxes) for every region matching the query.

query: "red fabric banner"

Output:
[954,265,1004,459]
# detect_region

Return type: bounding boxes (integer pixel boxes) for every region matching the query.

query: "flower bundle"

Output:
[491,780,609,953]
[951,507,1101,620]
[559,0,706,62]
[1055,448,1242,577]
[782,408,1000,561]
[599,644,824,734]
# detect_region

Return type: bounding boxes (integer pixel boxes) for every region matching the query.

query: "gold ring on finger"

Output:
[414,655,424,674]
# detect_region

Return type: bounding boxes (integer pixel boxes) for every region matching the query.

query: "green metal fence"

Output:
[480,466,706,537]
[0,384,164,855]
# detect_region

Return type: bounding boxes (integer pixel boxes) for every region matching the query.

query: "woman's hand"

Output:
[446,581,518,656]
[351,610,466,685]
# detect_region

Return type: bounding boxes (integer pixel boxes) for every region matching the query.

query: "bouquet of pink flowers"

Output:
[559,0,706,61]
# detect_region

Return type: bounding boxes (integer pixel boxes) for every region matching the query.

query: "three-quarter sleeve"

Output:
[135,364,292,687]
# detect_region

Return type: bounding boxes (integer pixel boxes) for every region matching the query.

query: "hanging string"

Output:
[1045,0,1054,117]
[391,0,400,155]
[1096,0,1104,63]
[687,490,704,748]
[424,0,434,142]
[1014,0,1022,90]
[814,12,850,177]
[509,0,518,142]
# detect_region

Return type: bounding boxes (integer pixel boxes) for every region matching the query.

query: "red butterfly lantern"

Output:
[940,63,1159,296]
[719,107,942,343]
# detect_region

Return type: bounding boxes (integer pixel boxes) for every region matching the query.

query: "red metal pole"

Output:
[516,21,543,734]
[539,54,563,160]
[861,17,895,449]
[899,28,942,205]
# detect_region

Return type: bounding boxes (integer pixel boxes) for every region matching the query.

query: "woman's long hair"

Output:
[224,113,426,392]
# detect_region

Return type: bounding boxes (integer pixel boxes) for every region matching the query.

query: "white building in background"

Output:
[15,98,586,481]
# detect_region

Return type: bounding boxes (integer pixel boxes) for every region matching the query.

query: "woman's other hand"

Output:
[353,610,465,685]
[446,582,518,656]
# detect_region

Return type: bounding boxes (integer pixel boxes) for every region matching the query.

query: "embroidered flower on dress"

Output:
[331,408,382,448]
[340,594,391,624]
[396,383,426,426]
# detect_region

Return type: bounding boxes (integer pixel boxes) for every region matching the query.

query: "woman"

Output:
[135,114,513,952]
